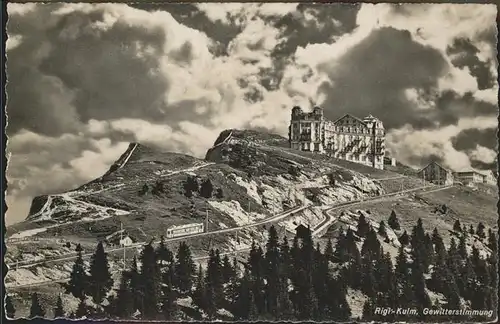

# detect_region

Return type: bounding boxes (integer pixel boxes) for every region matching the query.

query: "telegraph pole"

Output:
[121,222,125,270]
[248,200,251,224]
[206,208,209,232]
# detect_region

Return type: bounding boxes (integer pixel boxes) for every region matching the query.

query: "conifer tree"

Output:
[487,229,498,253]
[332,231,347,263]
[233,268,252,320]
[129,256,141,314]
[279,235,291,279]
[53,295,65,318]
[221,254,236,284]
[248,241,266,313]
[75,296,87,319]
[361,227,382,262]
[248,291,259,321]
[192,265,207,311]
[205,249,225,309]
[139,241,162,319]
[476,222,486,239]
[378,220,388,238]
[411,218,429,269]
[462,224,468,236]
[161,281,178,320]
[114,271,134,318]
[199,178,214,198]
[66,243,87,299]
[88,241,113,305]
[469,224,475,235]
[156,236,174,266]
[395,245,410,290]
[324,238,334,262]
[399,230,409,246]
[453,219,462,232]
[424,232,435,266]
[5,295,16,319]
[388,210,400,230]
[361,259,377,299]
[356,213,370,238]
[458,234,468,260]
[29,293,45,318]
[264,225,280,316]
[174,241,196,294]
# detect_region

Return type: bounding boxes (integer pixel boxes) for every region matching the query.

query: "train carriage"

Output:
[166,222,205,239]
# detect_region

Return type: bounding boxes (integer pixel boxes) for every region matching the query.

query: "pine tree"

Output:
[361,227,382,262]
[411,218,429,269]
[248,241,266,313]
[458,234,468,260]
[356,213,370,238]
[264,225,281,317]
[324,238,334,262]
[332,231,347,263]
[476,222,486,239]
[192,265,207,311]
[75,296,87,318]
[66,244,87,299]
[88,241,113,305]
[156,236,174,267]
[378,220,388,238]
[395,245,410,290]
[5,295,16,319]
[399,230,409,246]
[388,210,400,230]
[199,178,214,198]
[221,255,236,284]
[233,268,252,320]
[161,280,178,320]
[453,219,462,232]
[487,229,498,252]
[129,256,141,314]
[139,241,162,319]
[114,271,134,318]
[53,295,64,318]
[469,224,475,235]
[205,249,225,309]
[29,293,45,318]
[174,241,196,294]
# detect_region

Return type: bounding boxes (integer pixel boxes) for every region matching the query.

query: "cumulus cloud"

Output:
[4,3,498,225]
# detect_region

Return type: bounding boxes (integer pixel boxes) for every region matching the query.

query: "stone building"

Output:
[288,106,386,169]
[417,161,454,185]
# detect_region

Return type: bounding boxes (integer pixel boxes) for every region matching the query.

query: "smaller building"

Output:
[120,236,134,247]
[482,170,497,185]
[384,156,396,167]
[454,169,488,186]
[417,161,454,185]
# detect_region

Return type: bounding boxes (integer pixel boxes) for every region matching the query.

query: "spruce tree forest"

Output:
[9,213,498,322]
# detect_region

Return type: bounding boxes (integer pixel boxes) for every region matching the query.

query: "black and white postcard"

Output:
[3,2,499,322]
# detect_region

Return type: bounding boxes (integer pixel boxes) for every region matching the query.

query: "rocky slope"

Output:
[4,129,498,319]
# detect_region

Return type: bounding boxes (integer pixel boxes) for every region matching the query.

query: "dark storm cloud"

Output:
[129,3,243,56]
[451,128,497,152]
[432,91,497,126]
[446,37,496,90]
[317,27,448,130]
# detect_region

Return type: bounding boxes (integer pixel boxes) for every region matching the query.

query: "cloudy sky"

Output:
[4,3,498,225]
